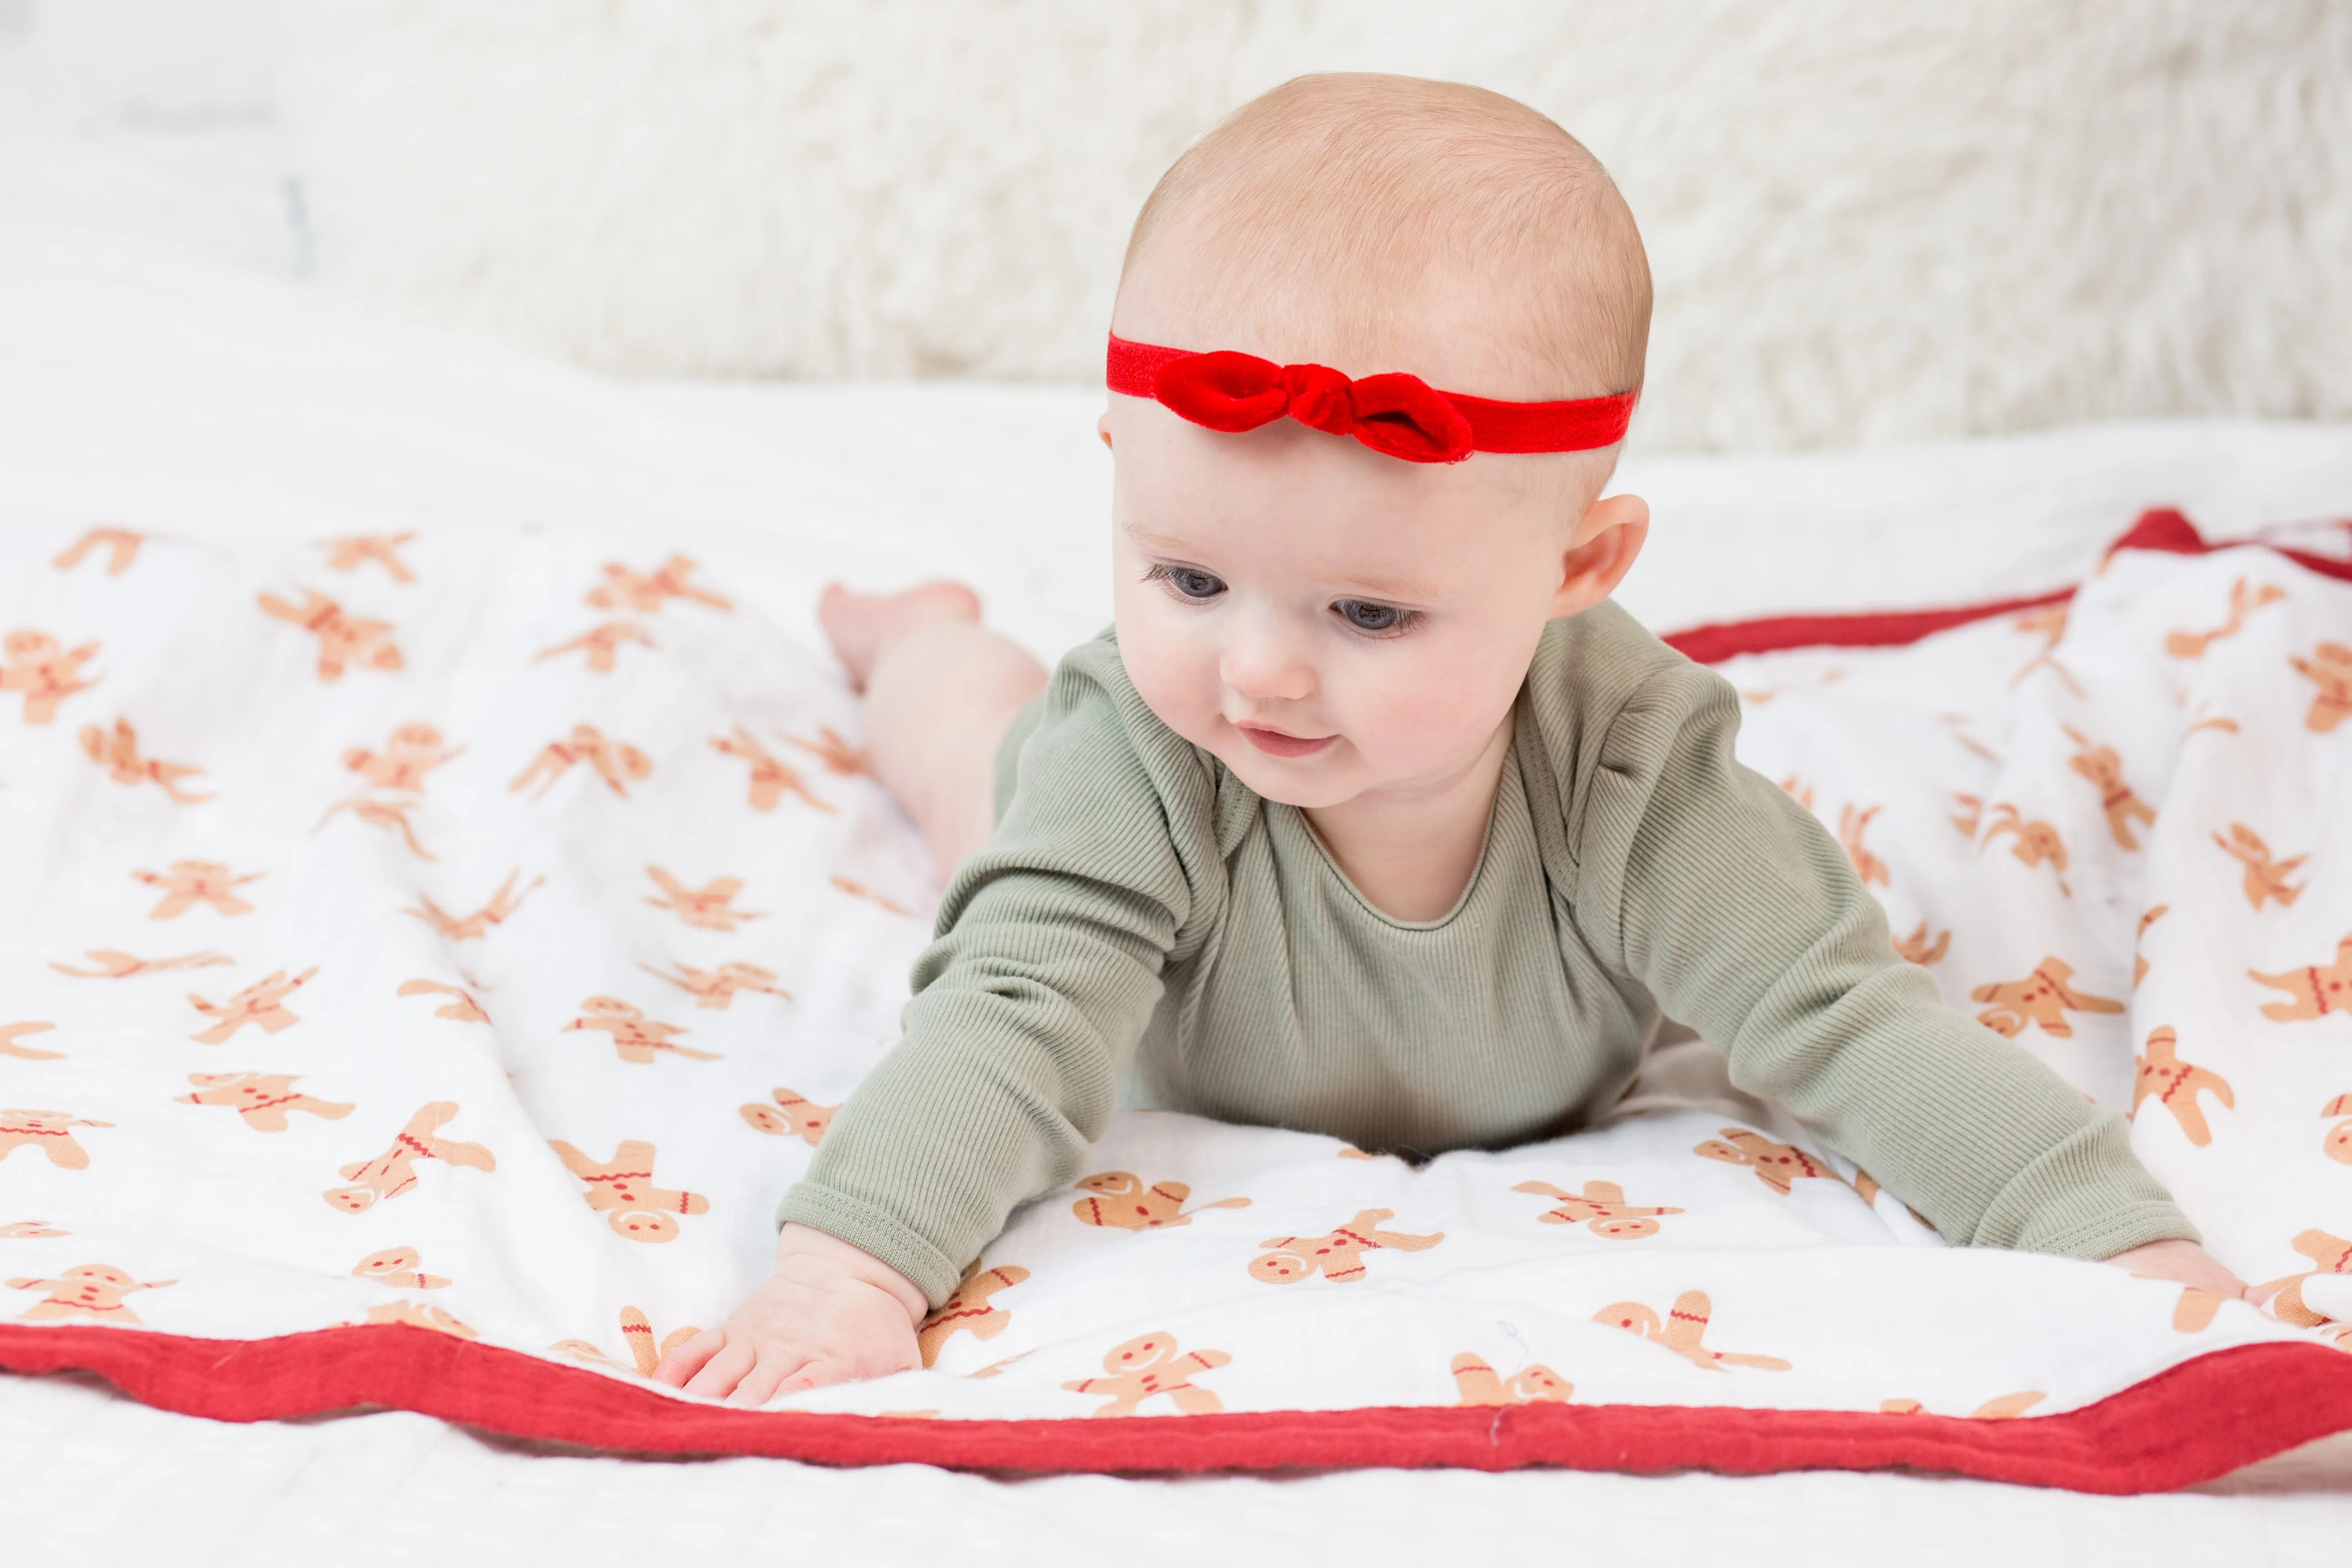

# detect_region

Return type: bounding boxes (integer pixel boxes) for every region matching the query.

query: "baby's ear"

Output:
[1097,413,1114,450]
[1550,492,1649,617]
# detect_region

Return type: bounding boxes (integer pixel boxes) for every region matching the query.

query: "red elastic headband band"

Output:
[1106,334,1637,465]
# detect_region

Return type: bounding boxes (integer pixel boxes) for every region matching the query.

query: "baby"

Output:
[659,74,2245,1404]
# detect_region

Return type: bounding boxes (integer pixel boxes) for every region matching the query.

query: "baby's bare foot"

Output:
[817,580,983,692]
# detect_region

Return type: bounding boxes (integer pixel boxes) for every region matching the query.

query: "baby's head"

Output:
[1105,74,1652,810]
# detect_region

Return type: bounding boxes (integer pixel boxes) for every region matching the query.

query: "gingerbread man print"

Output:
[2131,1029,2233,1147]
[0,1221,68,1238]
[315,795,434,859]
[50,948,231,979]
[362,1300,477,1338]
[563,996,718,1064]
[1249,1208,1442,1284]
[187,968,318,1044]
[8,1264,172,1324]
[2213,824,2308,911]
[257,588,403,679]
[2063,728,2156,850]
[1950,792,1983,836]
[830,875,912,916]
[511,724,652,799]
[2254,1231,2352,1327]
[643,959,789,1009]
[917,1261,1030,1367]
[619,1306,700,1375]
[1969,956,2125,1039]
[1693,1128,1843,1196]
[783,726,874,777]
[1,630,99,724]
[2290,642,2352,732]
[586,554,731,614]
[1837,803,1889,887]
[2009,601,2071,686]
[1513,1178,1683,1238]
[535,622,654,673]
[711,726,834,814]
[405,871,542,941]
[2135,904,2169,988]
[1593,1290,1791,1372]
[1450,1353,1571,1406]
[0,1022,61,1061]
[1893,922,1950,966]
[548,1138,708,1241]
[2250,934,2352,1022]
[739,1087,832,1144]
[1980,803,2070,893]
[2171,1288,2227,1333]
[323,533,416,582]
[324,1102,496,1213]
[0,1109,112,1169]
[1072,1172,1251,1230]
[2164,577,2286,658]
[180,1072,354,1131]
[346,722,462,793]
[353,1246,450,1289]
[643,866,764,931]
[397,978,491,1023]
[52,527,141,575]
[2324,1096,2352,1165]
[81,718,208,802]
[133,860,263,919]
[1062,1332,1230,1417]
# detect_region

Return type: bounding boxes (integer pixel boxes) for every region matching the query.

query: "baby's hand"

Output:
[2101,1238,2249,1301]
[653,1223,928,1406]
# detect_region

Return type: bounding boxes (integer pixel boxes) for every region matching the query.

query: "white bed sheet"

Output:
[4,121,2351,1564]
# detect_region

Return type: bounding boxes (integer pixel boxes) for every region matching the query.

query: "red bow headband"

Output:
[1106,334,1637,465]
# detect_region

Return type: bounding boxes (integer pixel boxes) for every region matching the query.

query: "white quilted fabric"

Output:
[2,517,2344,1437]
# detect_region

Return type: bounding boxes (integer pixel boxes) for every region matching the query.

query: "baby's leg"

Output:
[819,582,1047,880]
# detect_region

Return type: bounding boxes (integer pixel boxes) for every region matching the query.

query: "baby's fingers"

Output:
[653,1326,728,1388]
[682,1337,758,1399]
[725,1352,812,1409]
[779,1358,868,1394]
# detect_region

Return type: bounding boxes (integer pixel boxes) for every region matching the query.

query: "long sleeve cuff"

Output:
[776,1180,968,1309]
[1962,1112,2200,1260]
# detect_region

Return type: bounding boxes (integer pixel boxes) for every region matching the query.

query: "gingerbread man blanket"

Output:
[2,512,2349,1493]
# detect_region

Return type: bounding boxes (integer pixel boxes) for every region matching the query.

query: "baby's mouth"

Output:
[1234,722,1337,759]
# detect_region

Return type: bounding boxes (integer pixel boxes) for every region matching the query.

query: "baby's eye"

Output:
[1333,599,1411,634]
[1148,564,1227,601]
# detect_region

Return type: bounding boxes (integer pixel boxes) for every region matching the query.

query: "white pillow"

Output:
[281,1,2352,452]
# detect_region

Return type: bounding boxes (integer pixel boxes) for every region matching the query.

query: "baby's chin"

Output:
[1191,723,1387,810]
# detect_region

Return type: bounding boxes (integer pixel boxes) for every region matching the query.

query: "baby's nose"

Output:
[1218,624,1317,704]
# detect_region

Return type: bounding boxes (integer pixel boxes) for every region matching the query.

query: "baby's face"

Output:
[1106,398,1628,810]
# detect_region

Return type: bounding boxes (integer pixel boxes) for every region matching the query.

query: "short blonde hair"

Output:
[1116,74,1650,404]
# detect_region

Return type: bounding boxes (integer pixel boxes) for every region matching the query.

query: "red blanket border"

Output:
[1660,507,2352,664]
[2,1322,2348,1494]
[6,508,2350,1491]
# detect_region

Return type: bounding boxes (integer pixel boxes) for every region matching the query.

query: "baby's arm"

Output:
[672,641,1203,1399]
[1586,664,2240,1289]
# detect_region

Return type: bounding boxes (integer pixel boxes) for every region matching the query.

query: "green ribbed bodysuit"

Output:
[777,603,2192,1306]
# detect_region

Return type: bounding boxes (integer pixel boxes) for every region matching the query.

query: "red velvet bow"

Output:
[1106,335,1636,464]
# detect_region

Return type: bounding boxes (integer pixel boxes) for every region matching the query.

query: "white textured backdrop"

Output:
[280,1,2352,451]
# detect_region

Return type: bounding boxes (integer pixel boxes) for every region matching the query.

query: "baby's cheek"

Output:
[1340,659,1511,769]
[1114,605,1223,748]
